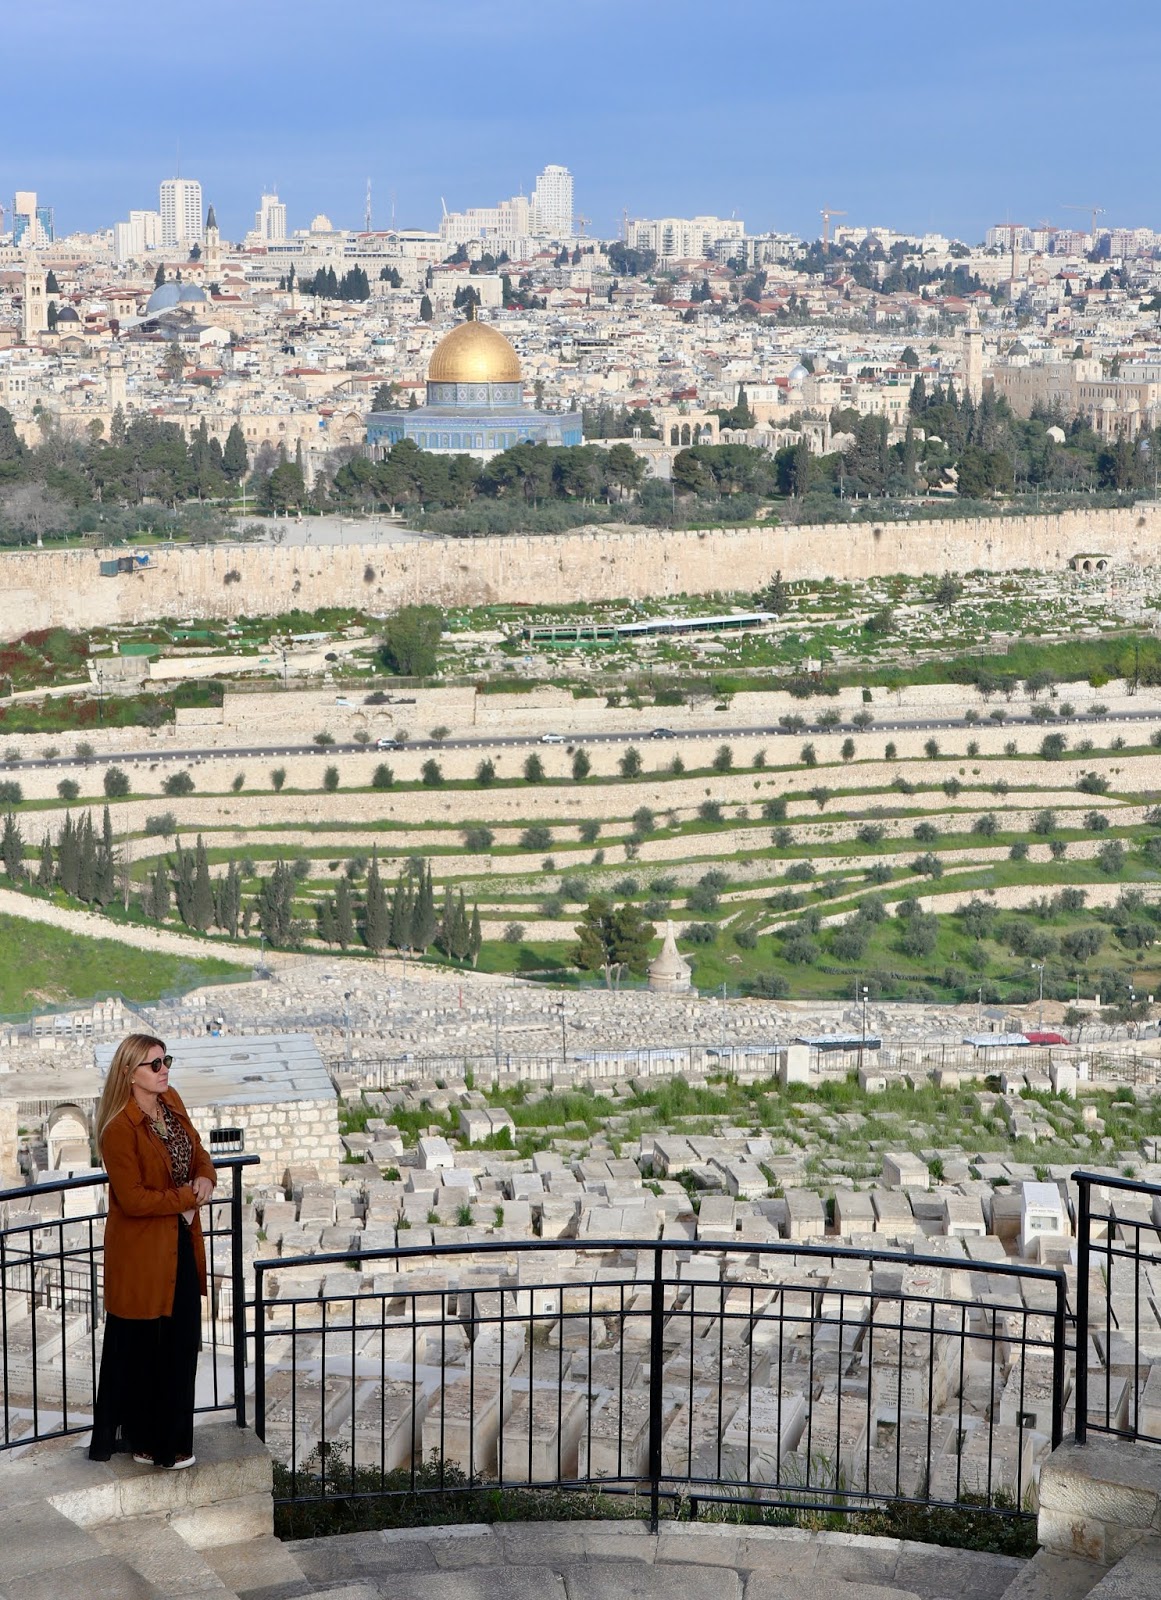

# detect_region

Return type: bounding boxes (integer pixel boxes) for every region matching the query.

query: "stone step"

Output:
[0,1496,162,1600]
[1085,1535,1161,1599]
[90,1513,236,1596]
[999,1548,1104,1600]
[203,1533,316,1600]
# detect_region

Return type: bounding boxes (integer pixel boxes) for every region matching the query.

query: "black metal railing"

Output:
[253,1237,1067,1527]
[1074,1169,1161,1446]
[0,1152,258,1450]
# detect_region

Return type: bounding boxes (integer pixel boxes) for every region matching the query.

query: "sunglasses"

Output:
[142,1055,174,1073]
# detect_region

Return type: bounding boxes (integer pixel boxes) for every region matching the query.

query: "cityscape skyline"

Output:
[3,0,1159,244]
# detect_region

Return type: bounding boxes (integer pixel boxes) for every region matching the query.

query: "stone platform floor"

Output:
[230,1520,1027,1600]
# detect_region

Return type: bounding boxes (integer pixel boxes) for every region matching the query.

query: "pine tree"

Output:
[468,903,482,967]
[36,832,53,890]
[363,854,389,951]
[335,876,354,949]
[1,811,24,881]
[191,835,214,930]
[110,404,127,446]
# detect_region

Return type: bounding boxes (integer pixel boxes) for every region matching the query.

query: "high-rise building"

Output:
[255,192,287,243]
[625,215,745,262]
[530,164,573,238]
[12,191,54,248]
[159,178,204,248]
[113,209,162,261]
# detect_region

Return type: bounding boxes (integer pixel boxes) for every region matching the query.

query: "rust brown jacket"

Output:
[101,1087,217,1320]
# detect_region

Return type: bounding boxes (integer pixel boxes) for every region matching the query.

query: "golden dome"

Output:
[428,320,521,385]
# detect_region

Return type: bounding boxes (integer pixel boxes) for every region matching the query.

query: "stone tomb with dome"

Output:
[366,317,582,461]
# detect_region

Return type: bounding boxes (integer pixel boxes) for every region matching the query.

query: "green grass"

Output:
[0,912,248,1017]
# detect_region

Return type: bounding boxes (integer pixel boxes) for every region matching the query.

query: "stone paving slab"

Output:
[0,1552,162,1600]
[560,1561,742,1599]
[999,1550,1102,1600]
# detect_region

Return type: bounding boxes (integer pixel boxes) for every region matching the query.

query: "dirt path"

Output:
[0,888,292,967]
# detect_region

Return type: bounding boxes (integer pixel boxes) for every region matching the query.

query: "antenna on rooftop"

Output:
[390,189,396,229]
[365,179,372,232]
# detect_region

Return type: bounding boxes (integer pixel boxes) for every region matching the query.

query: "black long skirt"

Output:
[89,1221,202,1467]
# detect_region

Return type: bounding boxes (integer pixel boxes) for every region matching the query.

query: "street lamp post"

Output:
[720,981,728,1068]
[1032,962,1045,1033]
[558,998,567,1068]
[977,986,983,1033]
[860,983,869,1071]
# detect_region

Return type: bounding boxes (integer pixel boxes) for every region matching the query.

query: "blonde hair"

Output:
[94,1033,167,1157]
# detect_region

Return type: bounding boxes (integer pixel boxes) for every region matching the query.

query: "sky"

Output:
[5,0,1160,245]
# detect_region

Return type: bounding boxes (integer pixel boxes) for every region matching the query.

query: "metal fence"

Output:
[1074,1169,1161,1447]
[253,1237,1067,1528]
[0,1153,257,1451]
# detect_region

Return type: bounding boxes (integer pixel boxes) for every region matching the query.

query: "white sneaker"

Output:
[162,1454,195,1470]
[132,1452,153,1465]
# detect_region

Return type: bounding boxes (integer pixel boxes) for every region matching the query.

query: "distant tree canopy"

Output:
[378,605,443,677]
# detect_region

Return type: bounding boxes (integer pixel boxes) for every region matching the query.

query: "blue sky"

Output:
[5,0,1158,244]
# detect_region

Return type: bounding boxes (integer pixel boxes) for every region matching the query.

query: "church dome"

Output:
[429,320,521,385]
[145,281,207,315]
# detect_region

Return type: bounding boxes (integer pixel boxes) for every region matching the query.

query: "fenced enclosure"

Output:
[253,1238,1067,1528]
[0,1153,257,1450]
[1074,1169,1161,1447]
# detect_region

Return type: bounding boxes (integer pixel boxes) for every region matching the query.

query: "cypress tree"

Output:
[468,903,482,967]
[450,890,470,960]
[93,806,116,905]
[316,897,337,944]
[173,838,196,925]
[223,421,248,483]
[390,872,413,951]
[1,811,24,881]
[76,815,97,902]
[57,813,79,897]
[149,863,171,921]
[363,854,389,951]
[335,877,354,949]
[191,835,214,931]
[412,861,437,952]
[36,832,53,890]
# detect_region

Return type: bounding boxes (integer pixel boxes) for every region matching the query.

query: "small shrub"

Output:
[913,821,939,842]
[430,726,450,742]
[712,744,734,773]
[785,860,815,883]
[420,759,444,787]
[857,823,885,844]
[884,741,897,760]
[972,813,998,836]
[103,766,130,798]
[143,812,177,837]
[684,922,717,945]
[614,876,639,896]
[75,741,95,763]
[800,742,817,767]
[734,925,758,950]
[631,806,656,836]
[1009,840,1029,861]
[1040,732,1068,760]
[752,748,767,769]
[578,819,600,844]
[762,796,788,822]
[841,738,855,762]
[523,753,546,783]
[56,778,79,801]
[668,754,685,775]
[503,922,525,943]
[1077,772,1110,795]
[1097,839,1126,875]
[231,772,245,792]
[462,826,494,852]
[1085,811,1109,831]
[271,767,286,791]
[371,763,395,789]
[313,731,335,747]
[572,749,592,781]
[475,759,496,786]
[521,824,552,851]
[698,800,724,823]
[162,770,194,796]
[807,785,832,810]
[323,765,340,792]
[924,738,940,759]
[619,746,643,778]
[852,710,874,730]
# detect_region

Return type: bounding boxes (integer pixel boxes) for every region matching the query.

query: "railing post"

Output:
[230,1160,247,1429]
[1075,1176,1091,1445]
[647,1245,665,1533]
[1051,1268,1066,1450]
[253,1262,266,1444]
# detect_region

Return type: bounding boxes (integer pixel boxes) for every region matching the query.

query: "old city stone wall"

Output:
[1,503,1157,640]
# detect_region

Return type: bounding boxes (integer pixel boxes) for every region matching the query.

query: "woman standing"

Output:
[89,1033,216,1469]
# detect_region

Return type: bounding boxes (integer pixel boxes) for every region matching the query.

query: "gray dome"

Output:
[145,281,207,314]
[55,305,80,323]
[789,362,809,381]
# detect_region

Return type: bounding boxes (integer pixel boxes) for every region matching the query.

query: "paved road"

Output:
[8,707,1161,769]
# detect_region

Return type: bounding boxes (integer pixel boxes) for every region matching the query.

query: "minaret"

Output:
[106,346,127,411]
[204,204,221,276]
[22,254,47,343]
[963,303,984,404]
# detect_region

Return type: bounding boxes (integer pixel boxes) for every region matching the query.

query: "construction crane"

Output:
[575,214,590,237]
[1063,203,1105,240]
[820,207,847,248]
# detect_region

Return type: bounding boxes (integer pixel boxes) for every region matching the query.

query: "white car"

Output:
[376,737,400,750]
[539,732,567,744]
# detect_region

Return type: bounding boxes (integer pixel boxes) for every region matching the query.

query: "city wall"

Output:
[0,503,1157,640]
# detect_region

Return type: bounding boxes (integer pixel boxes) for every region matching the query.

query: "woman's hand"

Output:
[191,1176,215,1207]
